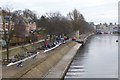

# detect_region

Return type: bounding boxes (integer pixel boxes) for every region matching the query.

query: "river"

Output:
[64,34,118,79]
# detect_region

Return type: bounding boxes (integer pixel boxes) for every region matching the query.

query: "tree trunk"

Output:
[50,35,52,43]
[6,42,9,61]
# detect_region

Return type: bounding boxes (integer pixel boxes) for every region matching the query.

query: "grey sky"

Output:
[0,0,119,24]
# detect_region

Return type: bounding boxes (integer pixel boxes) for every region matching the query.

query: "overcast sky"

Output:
[0,0,119,24]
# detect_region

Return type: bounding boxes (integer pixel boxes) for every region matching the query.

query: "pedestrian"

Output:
[44,40,48,49]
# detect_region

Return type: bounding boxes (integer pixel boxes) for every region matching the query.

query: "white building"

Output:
[109,23,118,33]
[96,23,118,34]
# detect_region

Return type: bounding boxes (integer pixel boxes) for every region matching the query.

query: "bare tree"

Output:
[67,9,94,34]
[13,9,38,44]
[36,15,48,28]
[67,9,85,31]
[23,9,37,22]
[44,12,74,40]
[2,7,14,61]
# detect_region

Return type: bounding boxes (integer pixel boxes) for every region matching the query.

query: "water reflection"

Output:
[65,34,118,78]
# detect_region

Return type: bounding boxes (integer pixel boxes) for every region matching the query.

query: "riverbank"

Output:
[2,33,94,79]
[42,43,82,79]
[42,33,94,79]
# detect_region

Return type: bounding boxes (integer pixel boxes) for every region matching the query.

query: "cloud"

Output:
[0,0,119,24]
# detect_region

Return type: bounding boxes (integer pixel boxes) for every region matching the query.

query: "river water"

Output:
[64,34,118,78]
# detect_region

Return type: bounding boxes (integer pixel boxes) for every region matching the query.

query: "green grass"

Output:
[2,40,45,59]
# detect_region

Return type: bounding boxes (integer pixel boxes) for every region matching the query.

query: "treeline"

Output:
[1,8,94,39]
[36,9,94,36]
[1,8,95,47]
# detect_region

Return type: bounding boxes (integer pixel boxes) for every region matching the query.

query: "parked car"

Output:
[72,37,77,41]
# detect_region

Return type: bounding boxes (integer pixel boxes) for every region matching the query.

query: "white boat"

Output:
[44,42,62,53]
[7,52,39,67]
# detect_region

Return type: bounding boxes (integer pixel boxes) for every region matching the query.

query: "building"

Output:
[95,23,119,34]
[109,23,119,33]
[28,22,36,32]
